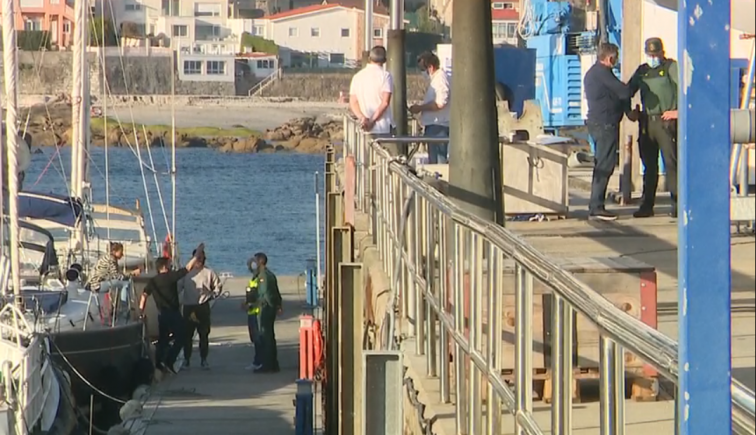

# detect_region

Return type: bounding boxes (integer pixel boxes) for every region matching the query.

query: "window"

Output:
[492,22,517,40]
[340,28,350,37]
[492,2,514,9]
[24,18,42,31]
[206,60,226,75]
[253,25,265,37]
[195,24,220,40]
[288,27,298,37]
[161,0,180,16]
[195,2,221,17]
[63,21,71,33]
[329,53,345,65]
[257,59,274,69]
[311,27,320,37]
[373,28,382,38]
[172,25,188,37]
[125,3,142,11]
[183,60,202,75]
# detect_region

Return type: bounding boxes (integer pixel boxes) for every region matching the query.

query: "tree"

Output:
[17,31,52,51]
[416,6,444,35]
[120,21,143,38]
[240,32,279,54]
[89,18,118,46]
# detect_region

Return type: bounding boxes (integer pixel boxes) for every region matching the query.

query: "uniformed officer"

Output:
[243,275,264,371]
[248,252,282,373]
[628,37,680,218]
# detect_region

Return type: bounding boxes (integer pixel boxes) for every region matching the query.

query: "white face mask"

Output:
[646,56,661,68]
[422,70,431,80]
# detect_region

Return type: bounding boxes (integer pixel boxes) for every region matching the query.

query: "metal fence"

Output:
[341,116,756,435]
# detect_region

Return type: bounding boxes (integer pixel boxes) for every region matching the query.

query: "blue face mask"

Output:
[646,56,661,68]
[248,259,258,275]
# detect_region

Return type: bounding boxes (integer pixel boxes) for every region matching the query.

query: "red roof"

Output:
[492,9,519,21]
[266,4,340,20]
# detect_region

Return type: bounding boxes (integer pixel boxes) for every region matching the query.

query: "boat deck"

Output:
[130,276,303,435]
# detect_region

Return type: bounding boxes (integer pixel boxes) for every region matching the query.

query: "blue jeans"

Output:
[424,125,450,164]
[247,313,263,366]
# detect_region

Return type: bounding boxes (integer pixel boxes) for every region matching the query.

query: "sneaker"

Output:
[589,209,618,221]
[633,207,654,218]
[165,363,179,375]
[200,359,210,370]
[182,359,191,370]
[245,363,263,371]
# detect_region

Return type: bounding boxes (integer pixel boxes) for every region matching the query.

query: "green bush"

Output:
[120,21,143,38]
[240,32,279,55]
[416,6,444,35]
[89,18,118,46]
[17,31,51,51]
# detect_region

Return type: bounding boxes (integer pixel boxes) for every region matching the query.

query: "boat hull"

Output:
[49,323,147,406]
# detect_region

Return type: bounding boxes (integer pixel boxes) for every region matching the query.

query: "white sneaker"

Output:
[245,363,262,371]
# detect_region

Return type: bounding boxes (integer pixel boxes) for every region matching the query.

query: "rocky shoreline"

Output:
[21,103,344,154]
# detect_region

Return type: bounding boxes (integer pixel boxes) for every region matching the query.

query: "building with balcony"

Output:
[13,0,75,48]
[491,1,520,46]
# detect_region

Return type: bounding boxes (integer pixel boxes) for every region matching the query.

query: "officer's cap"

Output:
[645,37,664,55]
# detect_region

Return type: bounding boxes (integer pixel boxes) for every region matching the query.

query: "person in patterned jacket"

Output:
[87,242,138,319]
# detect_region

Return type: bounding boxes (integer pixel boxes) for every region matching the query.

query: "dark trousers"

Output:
[259,305,279,370]
[639,116,678,208]
[247,313,263,366]
[587,122,620,212]
[183,302,211,362]
[156,308,185,367]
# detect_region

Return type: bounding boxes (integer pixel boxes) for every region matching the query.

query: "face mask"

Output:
[248,260,258,275]
[646,56,661,68]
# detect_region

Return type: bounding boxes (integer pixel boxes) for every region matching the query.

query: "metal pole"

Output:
[729,41,755,187]
[448,0,503,223]
[339,262,364,435]
[315,171,322,298]
[364,0,374,52]
[388,0,407,154]
[599,336,624,435]
[101,0,110,239]
[677,0,732,433]
[514,264,533,435]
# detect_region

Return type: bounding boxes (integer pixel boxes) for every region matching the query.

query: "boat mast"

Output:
[171,49,177,267]
[71,0,87,249]
[2,0,23,305]
[102,0,110,238]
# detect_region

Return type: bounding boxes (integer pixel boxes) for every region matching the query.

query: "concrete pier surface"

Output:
[132,275,305,435]
[398,175,755,435]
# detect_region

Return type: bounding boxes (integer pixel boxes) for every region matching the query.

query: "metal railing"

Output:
[247,68,283,97]
[341,116,756,435]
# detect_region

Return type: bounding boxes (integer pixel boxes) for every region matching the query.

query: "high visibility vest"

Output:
[246,278,260,315]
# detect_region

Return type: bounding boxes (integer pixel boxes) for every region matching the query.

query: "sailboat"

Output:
[0,0,150,422]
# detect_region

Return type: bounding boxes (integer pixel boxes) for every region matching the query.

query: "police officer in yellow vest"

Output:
[242,275,264,370]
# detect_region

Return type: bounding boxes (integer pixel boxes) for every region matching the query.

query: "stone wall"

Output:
[4,51,424,100]
[263,72,428,101]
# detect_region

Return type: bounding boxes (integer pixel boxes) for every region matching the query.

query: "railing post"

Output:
[468,235,483,434]
[515,264,534,435]
[339,262,364,435]
[551,294,573,435]
[452,225,468,434]
[438,212,451,404]
[599,336,625,435]
[487,244,503,433]
[363,351,404,435]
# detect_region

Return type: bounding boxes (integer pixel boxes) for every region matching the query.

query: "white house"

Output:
[258,3,392,68]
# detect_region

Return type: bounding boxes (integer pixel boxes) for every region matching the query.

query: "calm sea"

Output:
[25,146,325,277]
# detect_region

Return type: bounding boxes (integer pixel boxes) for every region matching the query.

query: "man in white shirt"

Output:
[410,51,451,164]
[349,46,394,137]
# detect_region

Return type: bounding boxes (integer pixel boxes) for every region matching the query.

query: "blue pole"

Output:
[677,1,732,434]
[306,259,317,307]
[295,379,314,435]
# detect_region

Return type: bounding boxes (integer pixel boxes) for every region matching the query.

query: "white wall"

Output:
[269,9,357,64]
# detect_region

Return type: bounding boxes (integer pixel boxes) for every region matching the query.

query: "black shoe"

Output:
[165,362,179,375]
[633,207,655,218]
[201,359,210,370]
[589,209,618,221]
[253,366,280,374]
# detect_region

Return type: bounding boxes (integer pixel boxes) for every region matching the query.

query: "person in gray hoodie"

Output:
[178,250,222,369]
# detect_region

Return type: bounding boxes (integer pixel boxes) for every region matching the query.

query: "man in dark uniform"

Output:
[628,37,680,218]
[250,252,283,373]
[583,42,631,221]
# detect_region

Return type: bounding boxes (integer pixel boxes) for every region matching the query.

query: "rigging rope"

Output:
[142,125,171,234]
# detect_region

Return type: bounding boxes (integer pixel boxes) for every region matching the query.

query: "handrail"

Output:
[342,116,756,434]
[247,68,281,97]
